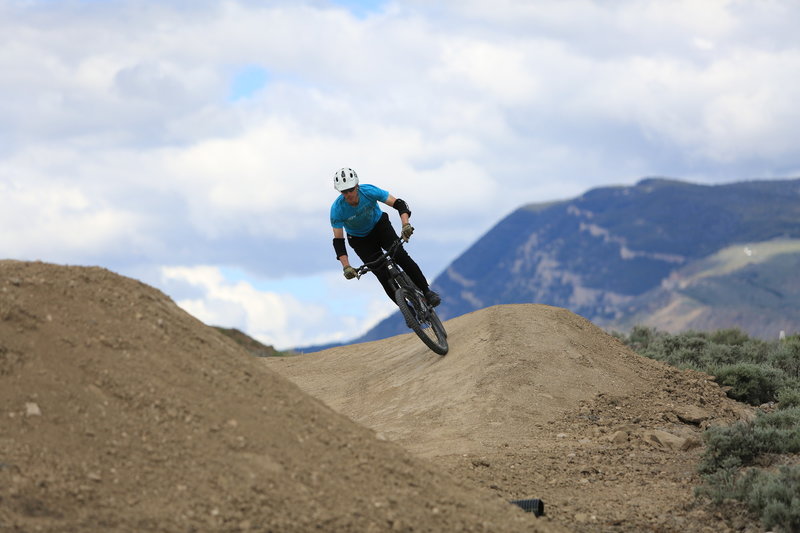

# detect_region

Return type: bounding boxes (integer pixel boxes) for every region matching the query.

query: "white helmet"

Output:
[333,167,359,192]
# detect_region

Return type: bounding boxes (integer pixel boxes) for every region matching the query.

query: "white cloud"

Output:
[0,175,143,261]
[159,265,395,350]
[160,265,302,349]
[435,39,541,104]
[572,47,800,165]
[2,0,800,346]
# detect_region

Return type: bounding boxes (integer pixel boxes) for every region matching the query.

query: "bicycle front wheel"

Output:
[394,287,449,355]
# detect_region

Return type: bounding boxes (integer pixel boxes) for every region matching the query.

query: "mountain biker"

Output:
[330,167,441,308]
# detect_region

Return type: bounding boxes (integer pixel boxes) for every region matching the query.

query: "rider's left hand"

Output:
[401,223,414,241]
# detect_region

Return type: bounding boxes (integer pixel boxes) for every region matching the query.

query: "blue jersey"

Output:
[330,184,389,237]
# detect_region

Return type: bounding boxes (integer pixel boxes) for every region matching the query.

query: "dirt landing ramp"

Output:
[267,304,753,531]
[0,262,562,533]
[267,305,680,456]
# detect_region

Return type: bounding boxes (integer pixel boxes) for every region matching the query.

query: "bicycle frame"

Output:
[354,238,403,279]
[356,240,424,305]
[354,238,448,355]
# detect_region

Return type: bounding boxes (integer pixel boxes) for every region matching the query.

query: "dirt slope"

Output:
[0,261,560,533]
[267,304,756,532]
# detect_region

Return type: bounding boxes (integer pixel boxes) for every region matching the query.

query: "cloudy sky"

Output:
[2,0,799,349]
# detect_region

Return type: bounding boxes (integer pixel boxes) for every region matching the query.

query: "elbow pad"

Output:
[333,237,347,259]
[393,198,411,217]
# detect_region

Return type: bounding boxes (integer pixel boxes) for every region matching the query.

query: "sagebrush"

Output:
[619,326,800,532]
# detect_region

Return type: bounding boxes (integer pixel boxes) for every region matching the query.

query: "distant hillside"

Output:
[351,177,800,345]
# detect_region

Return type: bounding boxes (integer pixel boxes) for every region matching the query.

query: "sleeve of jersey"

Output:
[361,184,389,203]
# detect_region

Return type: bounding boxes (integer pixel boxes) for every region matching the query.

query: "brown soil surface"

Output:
[214,326,282,357]
[0,261,560,533]
[266,304,760,532]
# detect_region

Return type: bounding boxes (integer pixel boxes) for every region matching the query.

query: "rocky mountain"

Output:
[352,177,800,345]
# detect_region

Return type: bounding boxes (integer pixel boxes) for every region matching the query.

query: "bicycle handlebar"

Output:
[355,238,406,279]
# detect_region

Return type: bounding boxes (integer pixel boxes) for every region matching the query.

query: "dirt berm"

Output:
[266,304,757,532]
[0,261,560,532]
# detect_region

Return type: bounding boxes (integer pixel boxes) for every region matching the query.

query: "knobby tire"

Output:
[394,287,449,355]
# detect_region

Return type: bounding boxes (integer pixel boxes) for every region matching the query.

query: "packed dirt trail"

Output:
[266,304,758,532]
[0,261,561,532]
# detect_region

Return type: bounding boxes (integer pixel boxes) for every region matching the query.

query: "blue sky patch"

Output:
[330,0,386,18]
[220,267,319,297]
[229,65,270,101]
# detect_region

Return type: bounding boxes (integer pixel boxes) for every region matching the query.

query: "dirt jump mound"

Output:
[1,261,560,532]
[266,305,740,457]
[267,304,754,532]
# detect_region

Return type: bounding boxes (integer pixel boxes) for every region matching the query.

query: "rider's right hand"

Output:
[343,266,357,279]
[401,223,414,241]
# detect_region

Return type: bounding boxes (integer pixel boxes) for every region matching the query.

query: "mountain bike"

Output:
[355,239,448,355]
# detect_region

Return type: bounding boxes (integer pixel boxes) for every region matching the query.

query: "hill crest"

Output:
[268,304,748,457]
[0,260,549,532]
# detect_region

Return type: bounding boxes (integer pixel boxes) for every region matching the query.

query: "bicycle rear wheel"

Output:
[394,287,448,355]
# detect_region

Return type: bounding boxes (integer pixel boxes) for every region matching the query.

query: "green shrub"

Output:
[699,465,800,532]
[700,422,762,473]
[635,329,764,370]
[700,409,800,473]
[620,326,800,405]
[769,339,800,378]
[695,462,742,503]
[754,407,800,432]
[620,326,800,531]
[659,347,706,370]
[711,363,785,405]
[777,388,800,410]
[627,325,659,350]
[642,332,709,367]
[703,343,745,366]
[710,327,750,346]
[741,338,773,364]
[739,466,800,532]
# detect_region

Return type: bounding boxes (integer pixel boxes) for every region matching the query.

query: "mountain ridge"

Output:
[328,177,800,349]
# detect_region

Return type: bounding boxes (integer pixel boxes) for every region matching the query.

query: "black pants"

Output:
[348,212,430,302]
